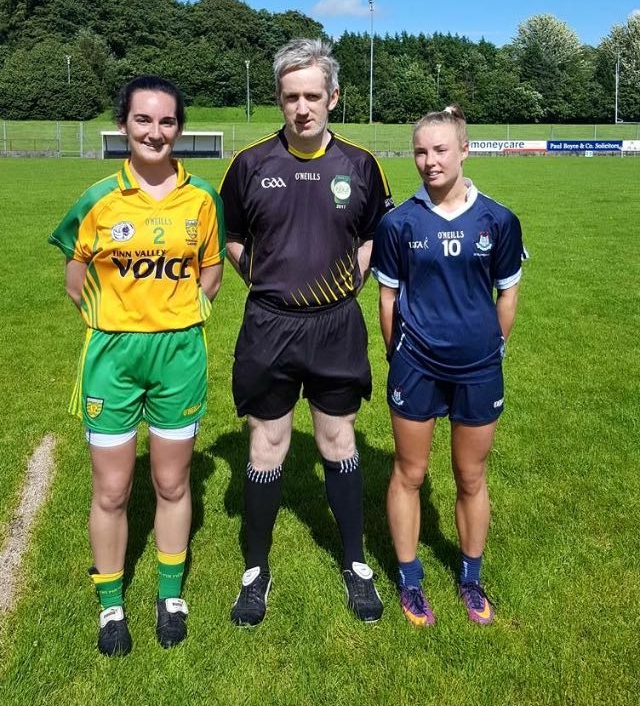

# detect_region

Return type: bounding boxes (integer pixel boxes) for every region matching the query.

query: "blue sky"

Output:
[241,0,640,47]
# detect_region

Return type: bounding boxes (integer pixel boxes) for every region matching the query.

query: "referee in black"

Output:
[219,38,393,626]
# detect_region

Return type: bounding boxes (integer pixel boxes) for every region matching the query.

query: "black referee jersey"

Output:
[220,129,393,309]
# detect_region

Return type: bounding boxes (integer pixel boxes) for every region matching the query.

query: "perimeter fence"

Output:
[2,120,640,158]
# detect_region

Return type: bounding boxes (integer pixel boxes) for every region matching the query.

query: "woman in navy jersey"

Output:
[371,105,526,627]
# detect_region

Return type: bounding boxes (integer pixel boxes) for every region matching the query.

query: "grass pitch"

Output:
[0,155,639,705]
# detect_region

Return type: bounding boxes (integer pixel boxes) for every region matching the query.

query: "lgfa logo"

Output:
[409,236,429,249]
[111,222,135,242]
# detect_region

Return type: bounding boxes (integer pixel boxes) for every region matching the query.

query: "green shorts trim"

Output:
[70,326,208,433]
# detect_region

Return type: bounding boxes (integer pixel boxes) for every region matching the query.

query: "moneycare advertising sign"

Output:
[469,140,547,152]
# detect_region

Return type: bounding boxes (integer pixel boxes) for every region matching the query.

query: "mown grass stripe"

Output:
[0,435,56,613]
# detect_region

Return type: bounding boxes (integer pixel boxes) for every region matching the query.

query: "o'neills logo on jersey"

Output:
[185,219,198,245]
[111,221,135,242]
[475,230,493,252]
[331,175,351,208]
[111,249,193,281]
[295,172,321,181]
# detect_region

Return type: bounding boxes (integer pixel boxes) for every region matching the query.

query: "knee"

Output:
[155,478,189,504]
[314,426,356,461]
[251,435,292,468]
[250,441,289,470]
[454,468,486,497]
[317,438,355,462]
[94,485,130,514]
[391,461,427,492]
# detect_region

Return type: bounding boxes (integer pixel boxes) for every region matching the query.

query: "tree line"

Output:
[0,0,638,123]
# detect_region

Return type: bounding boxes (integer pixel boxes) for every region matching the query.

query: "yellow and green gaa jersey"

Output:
[48,160,226,332]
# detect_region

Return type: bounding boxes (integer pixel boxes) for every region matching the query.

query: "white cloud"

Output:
[311,0,371,18]
[629,8,640,19]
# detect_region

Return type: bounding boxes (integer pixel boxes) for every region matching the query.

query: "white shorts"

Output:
[85,421,200,448]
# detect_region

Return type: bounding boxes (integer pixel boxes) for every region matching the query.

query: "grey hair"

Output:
[273,38,340,99]
[413,104,468,147]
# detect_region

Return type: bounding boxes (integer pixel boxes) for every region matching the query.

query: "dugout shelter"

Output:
[101,131,223,159]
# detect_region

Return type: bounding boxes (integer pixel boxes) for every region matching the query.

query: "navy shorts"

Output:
[232,297,372,419]
[387,353,504,425]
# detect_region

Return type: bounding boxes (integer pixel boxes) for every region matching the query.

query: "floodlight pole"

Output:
[65,55,71,84]
[245,60,251,123]
[436,63,442,100]
[369,0,374,124]
[614,52,620,124]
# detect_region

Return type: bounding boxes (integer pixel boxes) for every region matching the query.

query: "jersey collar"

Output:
[279,128,333,160]
[414,178,478,221]
[117,159,189,192]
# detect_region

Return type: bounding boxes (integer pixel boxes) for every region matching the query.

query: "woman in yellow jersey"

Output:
[49,76,226,656]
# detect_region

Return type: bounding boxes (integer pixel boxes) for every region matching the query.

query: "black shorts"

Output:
[232,297,372,419]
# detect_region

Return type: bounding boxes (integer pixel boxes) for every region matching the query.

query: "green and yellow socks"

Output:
[157,548,187,600]
[89,547,186,607]
[89,568,124,609]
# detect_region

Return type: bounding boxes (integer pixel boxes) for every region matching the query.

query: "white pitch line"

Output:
[0,434,56,612]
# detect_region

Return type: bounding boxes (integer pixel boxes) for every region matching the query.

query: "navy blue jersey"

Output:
[219,129,393,309]
[371,180,527,382]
